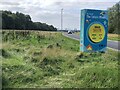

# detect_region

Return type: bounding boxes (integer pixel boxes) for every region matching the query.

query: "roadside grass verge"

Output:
[1,30,119,88]
[108,34,120,41]
[75,32,120,41]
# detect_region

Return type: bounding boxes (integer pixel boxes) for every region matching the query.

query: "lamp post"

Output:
[61,8,63,30]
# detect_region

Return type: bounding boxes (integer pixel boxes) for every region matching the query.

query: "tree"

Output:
[108,1,120,34]
[2,10,57,31]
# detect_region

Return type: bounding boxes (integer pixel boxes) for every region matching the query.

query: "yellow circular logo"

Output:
[88,23,105,43]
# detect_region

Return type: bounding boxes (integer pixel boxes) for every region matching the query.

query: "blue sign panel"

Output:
[80,9,108,52]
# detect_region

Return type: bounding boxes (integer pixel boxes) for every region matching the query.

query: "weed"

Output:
[0,49,10,58]
[56,43,61,48]
[33,51,42,56]
[47,44,53,48]
[75,52,84,62]
[31,57,39,63]
[68,63,75,68]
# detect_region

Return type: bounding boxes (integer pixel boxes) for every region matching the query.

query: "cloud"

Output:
[0,0,119,29]
[0,1,19,6]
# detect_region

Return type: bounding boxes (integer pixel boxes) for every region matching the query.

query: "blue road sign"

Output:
[80,9,108,52]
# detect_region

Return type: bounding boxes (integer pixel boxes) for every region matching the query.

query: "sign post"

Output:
[80,9,108,52]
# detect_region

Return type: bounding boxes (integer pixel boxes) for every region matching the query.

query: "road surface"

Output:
[63,32,120,52]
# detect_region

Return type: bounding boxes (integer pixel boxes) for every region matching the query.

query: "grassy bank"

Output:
[1,30,119,88]
[108,34,120,41]
[75,32,120,41]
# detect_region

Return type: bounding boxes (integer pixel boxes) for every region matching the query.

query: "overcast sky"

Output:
[0,0,119,30]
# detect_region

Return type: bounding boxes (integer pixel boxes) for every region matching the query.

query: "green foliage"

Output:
[2,10,57,31]
[2,30,119,88]
[0,49,10,58]
[108,1,120,34]
[73,66,118,88]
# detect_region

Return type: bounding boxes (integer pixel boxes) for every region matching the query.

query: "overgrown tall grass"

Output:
[1,30,119,88]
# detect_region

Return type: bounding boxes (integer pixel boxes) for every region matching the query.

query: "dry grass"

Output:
[0,43,2,49]
[108,33,120,41]
[108,34,119,37]
[76,32,120,41]
[41,47,75,59]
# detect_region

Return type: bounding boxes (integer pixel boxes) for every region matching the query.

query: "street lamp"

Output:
[61,8,63,30]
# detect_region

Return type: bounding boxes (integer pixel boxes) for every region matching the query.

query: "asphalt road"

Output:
[63,32,120,51]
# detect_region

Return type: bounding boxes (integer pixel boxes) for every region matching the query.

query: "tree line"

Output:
[108,1,120,34]
[2,10,57,31]
[1,1,120,33]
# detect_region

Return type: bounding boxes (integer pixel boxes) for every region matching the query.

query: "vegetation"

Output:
[108,1,120,34]
[1,30,119,88]
[2,11,57,31]
[1,1,120,33]
[108,34,120,41]
[75,32,120,41]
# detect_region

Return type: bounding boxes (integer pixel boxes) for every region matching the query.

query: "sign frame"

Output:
[80,9,108,52]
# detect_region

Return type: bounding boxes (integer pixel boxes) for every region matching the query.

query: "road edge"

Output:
[62,33,120,52]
